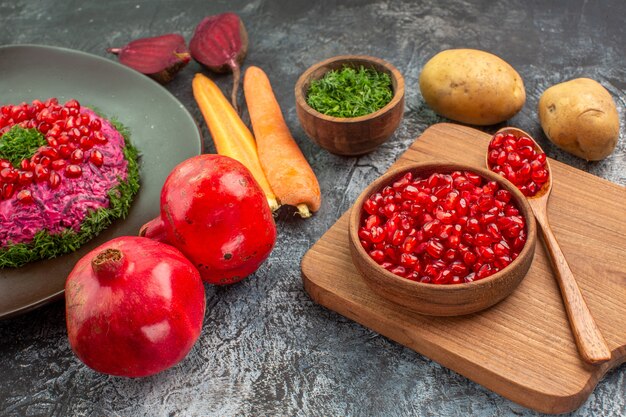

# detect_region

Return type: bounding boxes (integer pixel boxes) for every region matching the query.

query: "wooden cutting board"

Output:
[301,123,626,414]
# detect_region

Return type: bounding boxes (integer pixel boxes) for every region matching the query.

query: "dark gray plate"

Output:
[0,45,202,319]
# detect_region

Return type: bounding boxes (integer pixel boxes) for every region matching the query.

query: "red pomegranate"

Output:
[140,154,276,285]
[65,236,206,377]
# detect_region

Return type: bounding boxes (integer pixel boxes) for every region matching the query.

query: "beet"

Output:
[107,34,191,84]
[189,12,248,110]
[65,236,206,377]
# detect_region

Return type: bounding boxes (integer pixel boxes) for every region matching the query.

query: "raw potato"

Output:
[538,78,619,161]
[419,49,526,125]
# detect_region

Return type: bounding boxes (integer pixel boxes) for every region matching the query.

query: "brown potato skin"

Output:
[538,78,619,161]
[419,49,526,125]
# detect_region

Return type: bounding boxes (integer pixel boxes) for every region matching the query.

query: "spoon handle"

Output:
[531,206,611,364]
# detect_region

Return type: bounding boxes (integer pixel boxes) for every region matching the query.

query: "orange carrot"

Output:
[243,66,322,217]
[192,73,279,212]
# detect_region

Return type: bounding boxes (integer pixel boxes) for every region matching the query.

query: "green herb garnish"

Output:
[306,65,393,118]
[0,117,140,268]
[0,126,47,166]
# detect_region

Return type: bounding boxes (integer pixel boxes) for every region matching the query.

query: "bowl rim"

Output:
[349,161,537,292]
[294,54,405,124]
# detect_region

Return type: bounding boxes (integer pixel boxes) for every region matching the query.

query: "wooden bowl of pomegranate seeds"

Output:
[349,162,537,316]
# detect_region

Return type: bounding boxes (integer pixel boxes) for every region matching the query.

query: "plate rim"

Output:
[0,44,203,319]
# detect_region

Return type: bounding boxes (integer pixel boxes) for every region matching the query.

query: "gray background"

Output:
[0,0,624,416]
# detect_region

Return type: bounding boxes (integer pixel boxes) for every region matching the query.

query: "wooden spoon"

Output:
[487,127,611,365]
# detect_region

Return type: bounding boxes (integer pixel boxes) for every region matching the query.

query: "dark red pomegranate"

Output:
[140,154,276,285]
[65,236,206,377]
[487,132,549,196]
[358,170,526,284]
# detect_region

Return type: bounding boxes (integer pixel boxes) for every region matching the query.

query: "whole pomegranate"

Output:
[65,236,206,377]
[140,154,276,285]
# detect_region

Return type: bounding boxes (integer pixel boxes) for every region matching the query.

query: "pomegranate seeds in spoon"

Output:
[190,12,248,110]
[107,34,191,84]
[487,132,549,197]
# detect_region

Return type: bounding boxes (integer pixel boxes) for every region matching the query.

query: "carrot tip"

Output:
[295,203,312,218]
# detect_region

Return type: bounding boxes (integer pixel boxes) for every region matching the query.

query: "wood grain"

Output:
[530,200,612,365]
[301,123,626,414]
[294,55,405,155]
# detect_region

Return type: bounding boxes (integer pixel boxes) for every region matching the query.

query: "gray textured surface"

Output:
[0,0,624,416]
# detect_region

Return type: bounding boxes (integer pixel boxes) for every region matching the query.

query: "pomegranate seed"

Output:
[34,164,49,182]
[390,266,407,277]
[47,124,61,138]
[46,137,59,148]
[391,229,406,246]
[89,118,102,131]
[79,136,94,150]
[70,149,84,163]
[464,272,476,283]
[381,262,394,271]
[51,159,67,171]
[369,250,385,264]
[364,198,379,215]
[401,184,420,200]
[365,214,381,229]
[474,233,492,246]
[48,172,61,188]
[406,271,420,281]
[463,251,477,265]
[443,249,457,262]
[466,218,480,233]
[447,234,460,248]
[64,164,82,178]
[426,240,444,258]
[433,268,453,284]
[57,134,70,145]
[476,264,494,279]
[93,130,107,144]
[402,236,417,253]
[437,224,454,240]
[450,262,468,276]
[0,168,18,183]
[399,253,419,269]
[1,183,15,199]
[18,171,34,185]
[16,189,33,204]
[358,229,371,242]
[383,203,397,217]
[65,99,80,109]
[495,189,511,203]
[531,169,549,184]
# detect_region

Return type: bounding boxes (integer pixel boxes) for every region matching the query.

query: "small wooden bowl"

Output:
[348,162,537,316]
[295,55,405,156]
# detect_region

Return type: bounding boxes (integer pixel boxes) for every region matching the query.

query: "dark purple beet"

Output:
[189,13,248,111]
[107,34,191,84]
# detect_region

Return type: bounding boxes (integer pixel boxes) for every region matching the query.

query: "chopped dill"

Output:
[306,65,393,118]
[0,126,47,166]
[0,115,140,268]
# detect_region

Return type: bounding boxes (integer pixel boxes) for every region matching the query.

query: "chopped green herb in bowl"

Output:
[306,66,393,118]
